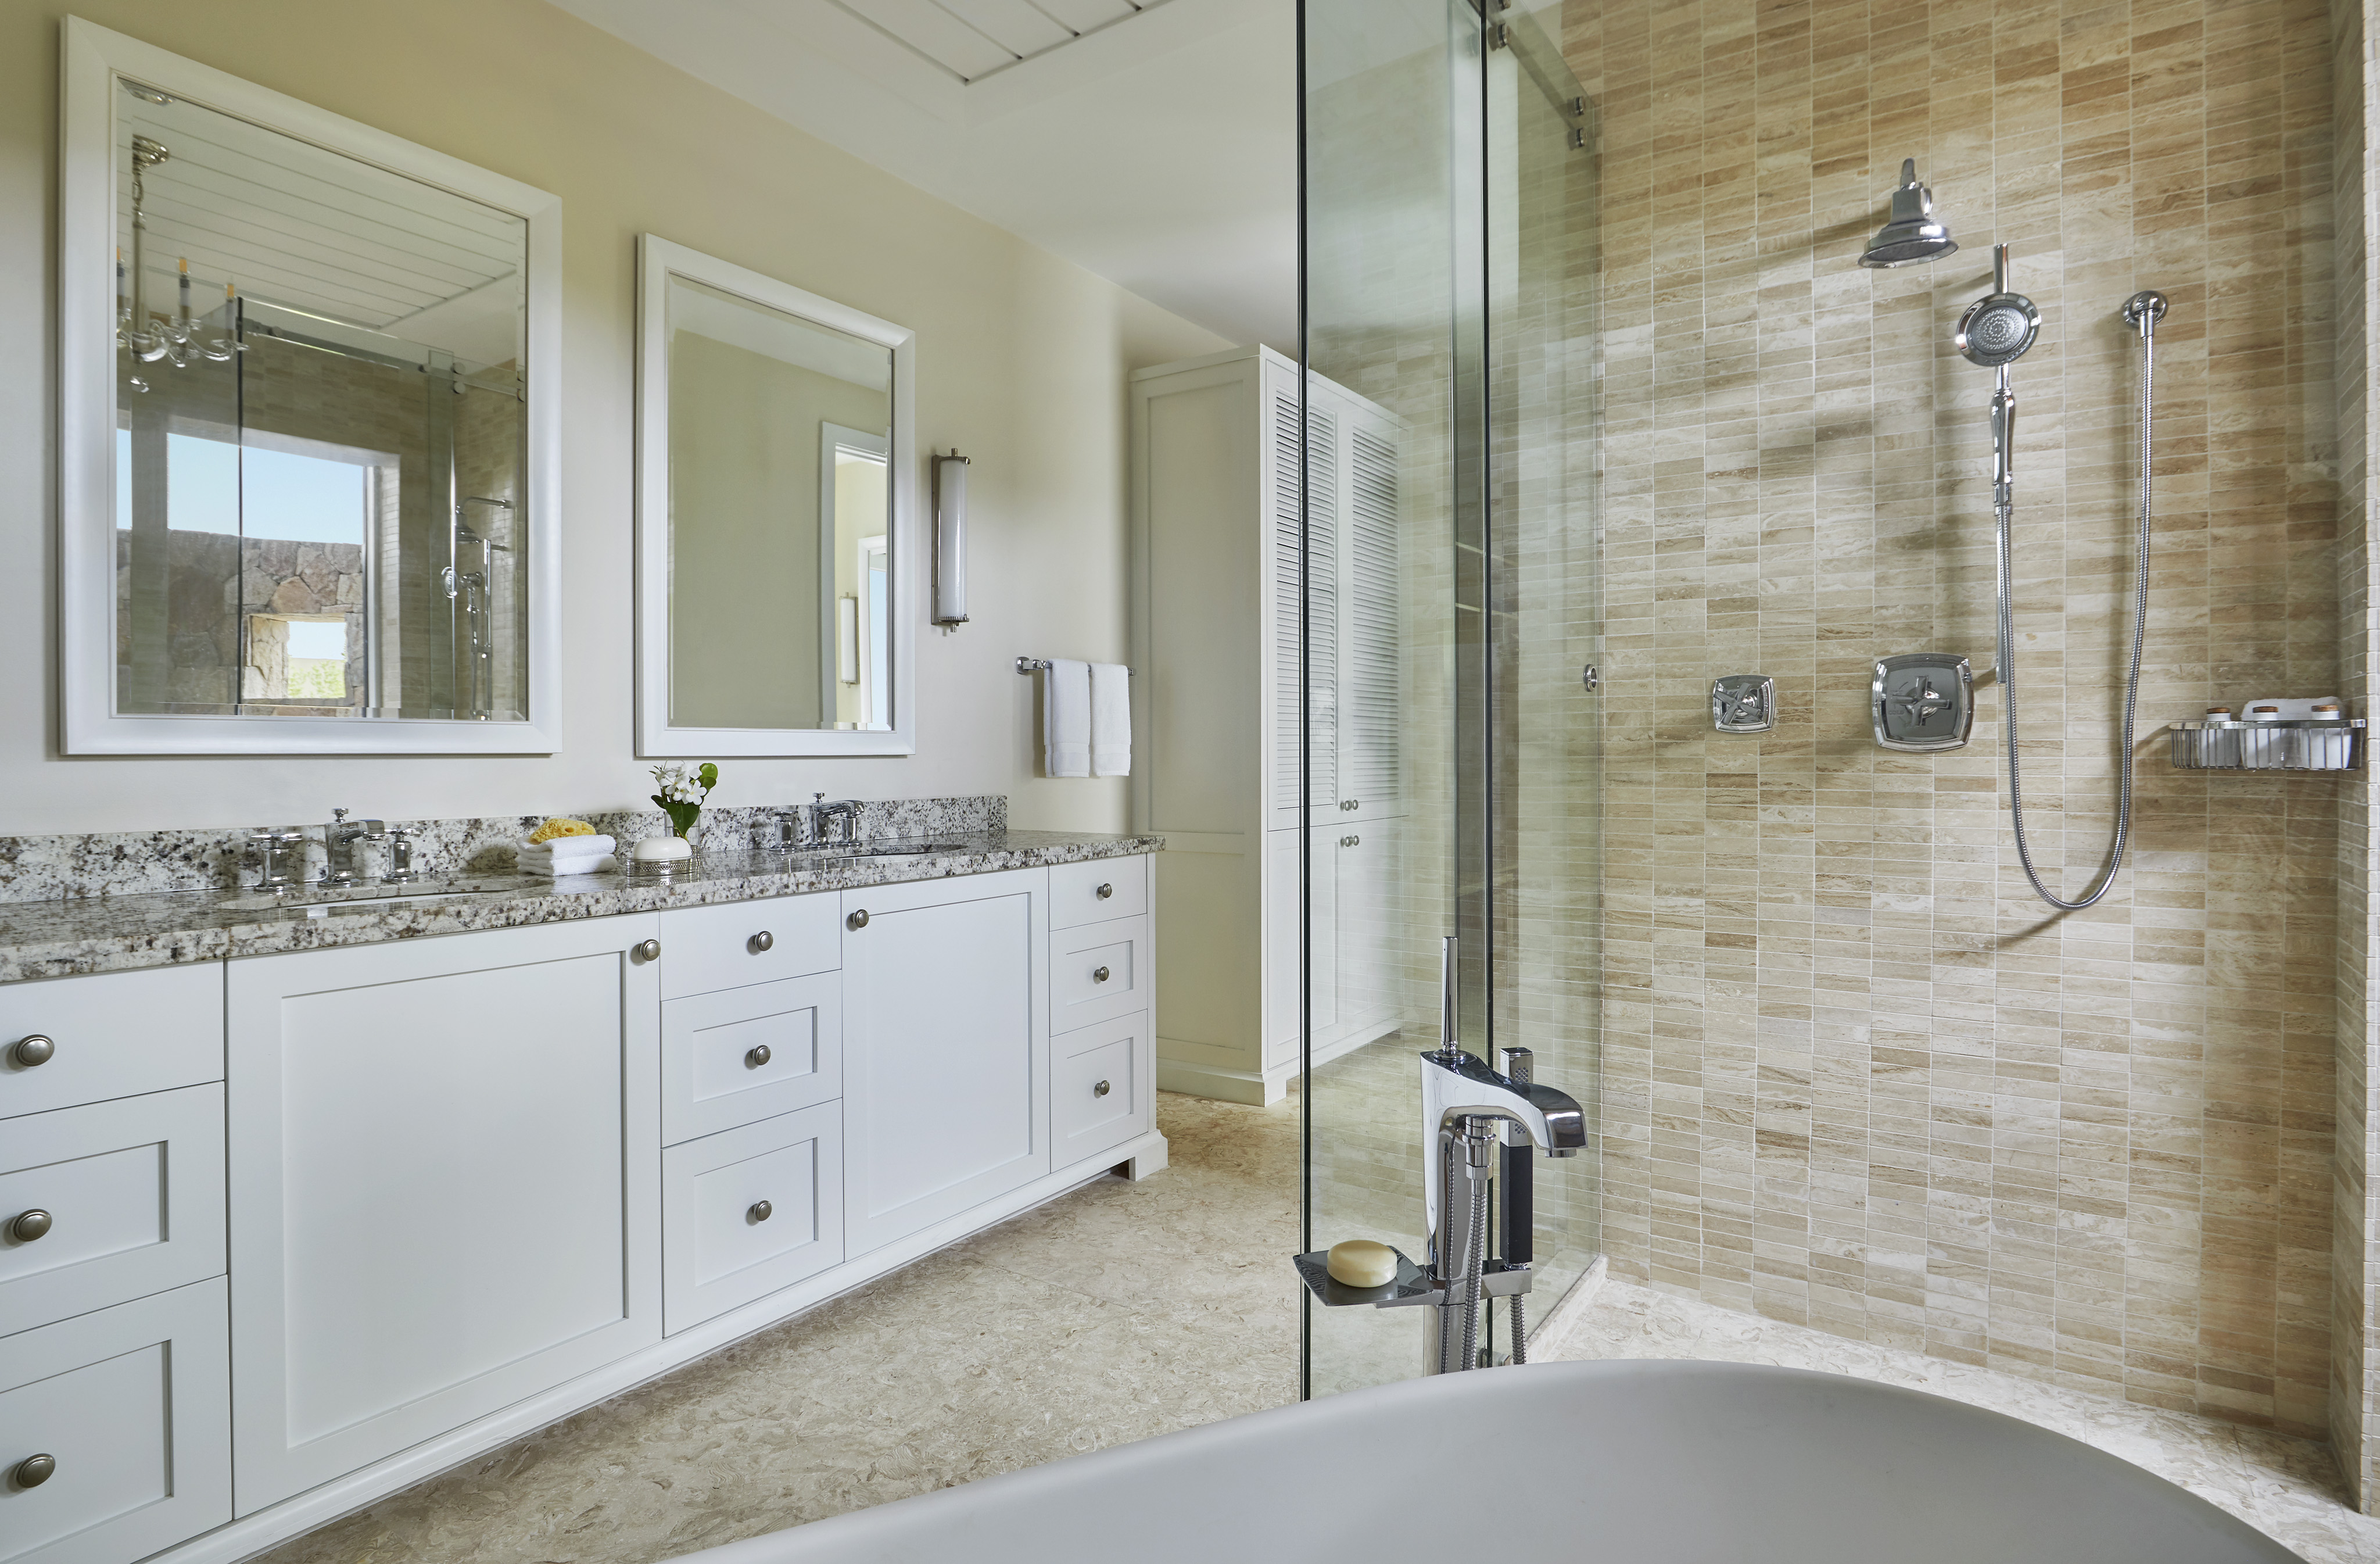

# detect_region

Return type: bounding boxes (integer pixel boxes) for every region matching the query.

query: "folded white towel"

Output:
[1090,661,1131,778]
[525,853,619,878]
[515,835,618,876]
[1042,658,1091,778]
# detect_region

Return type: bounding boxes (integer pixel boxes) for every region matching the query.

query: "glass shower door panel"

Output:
[1301,0,1601,1395]
[1301,0,1476,1398]
[1484,1,1604,1352]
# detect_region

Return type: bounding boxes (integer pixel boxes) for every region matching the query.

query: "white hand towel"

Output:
[1043,658,1091,778]
[1090,662,1131,777]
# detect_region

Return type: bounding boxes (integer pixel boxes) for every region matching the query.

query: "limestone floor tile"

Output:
[1543,1277,2380,1563]
[249,1092,1299,1564]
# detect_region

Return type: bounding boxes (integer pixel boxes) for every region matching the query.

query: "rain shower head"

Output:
[1859,159,1958,268]
[1955,244,2041,368]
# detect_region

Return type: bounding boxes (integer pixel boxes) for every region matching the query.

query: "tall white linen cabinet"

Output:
[1130,346,1406,1105]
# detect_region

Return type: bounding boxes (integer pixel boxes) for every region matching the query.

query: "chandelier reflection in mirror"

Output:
[112,76,528,721]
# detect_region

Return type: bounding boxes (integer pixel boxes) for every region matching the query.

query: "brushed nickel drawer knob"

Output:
[10,1453,55,1490]
[847,909,869,930]
[1093,966,1110,983]
[746,1044,772,1069]
[633,939,661,962]
[10,1035,52,1068]
[8,1209,51,1244]
[1094,1079,1112,1098]
[748,1200,773,1223]
[1096,882,1113,899]
[750,930,774,953]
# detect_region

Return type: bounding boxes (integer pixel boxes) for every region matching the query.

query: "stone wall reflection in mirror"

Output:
[665,275,892,731]
[112,81,527,721]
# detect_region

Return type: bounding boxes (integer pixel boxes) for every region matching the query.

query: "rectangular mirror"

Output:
[60,19,561,753]
[636,235,916,756]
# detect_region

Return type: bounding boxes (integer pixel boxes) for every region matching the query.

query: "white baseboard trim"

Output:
[1158,1019,1404,1107]
[1155,1056,1280,1104]
[167,1129,1169,1564]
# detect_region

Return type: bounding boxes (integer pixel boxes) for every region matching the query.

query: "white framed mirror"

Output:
[58,19,562,754]
[635,234,917,757]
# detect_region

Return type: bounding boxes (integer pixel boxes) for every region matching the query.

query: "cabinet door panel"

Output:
[662,972,841,1145]
[657,894,840,1000]
[1052,1011,1149,1169]
[0,964,221,1123]
[1050,916,1148,1037]
[1266,828,1335,1066]
[0,1279,229,1564]
[843,870,1048,1255]
[227,917,661,1513]
[1335,819,1402,1037]
[0,1085,223,1334]
[661,1102,843,1333]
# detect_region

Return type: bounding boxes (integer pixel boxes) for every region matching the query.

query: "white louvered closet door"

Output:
[1339,418,1402,824]
[1271,382,1338,830]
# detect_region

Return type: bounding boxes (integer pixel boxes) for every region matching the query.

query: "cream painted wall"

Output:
[0,0,1230,834]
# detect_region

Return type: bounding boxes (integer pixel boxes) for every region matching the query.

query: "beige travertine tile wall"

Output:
[2332,0,2379,1504]
[1561,0,2342,1437]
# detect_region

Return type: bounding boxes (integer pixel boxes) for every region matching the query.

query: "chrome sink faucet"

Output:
[1419,935,1584,1375]
[321,808,386,886]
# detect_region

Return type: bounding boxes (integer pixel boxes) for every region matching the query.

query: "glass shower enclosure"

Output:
[1299,0,1603,1395]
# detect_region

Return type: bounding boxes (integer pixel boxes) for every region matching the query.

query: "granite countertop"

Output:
[0,831,1162,985]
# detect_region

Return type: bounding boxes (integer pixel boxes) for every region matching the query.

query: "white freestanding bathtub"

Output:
[666,1359,2299,1563]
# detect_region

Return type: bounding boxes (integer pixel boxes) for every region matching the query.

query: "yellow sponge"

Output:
[528,818,596,844]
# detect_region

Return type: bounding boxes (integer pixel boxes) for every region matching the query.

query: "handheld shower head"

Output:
[1955,245,2040,369]
[1860,159,1958,267]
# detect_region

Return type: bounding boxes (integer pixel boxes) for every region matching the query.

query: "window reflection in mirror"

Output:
[111,78,526,721]
[665,275,893,732]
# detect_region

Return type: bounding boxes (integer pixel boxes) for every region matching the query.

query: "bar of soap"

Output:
[1326,1239,1399,1288]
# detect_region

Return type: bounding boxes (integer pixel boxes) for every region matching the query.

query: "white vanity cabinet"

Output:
[840,867,1049,1256]
[225,917,664,1513]
[24,849,1159,1564]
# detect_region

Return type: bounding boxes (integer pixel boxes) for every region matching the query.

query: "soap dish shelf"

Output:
[1292,1248,1436,1309]
[2167,718,2366,772]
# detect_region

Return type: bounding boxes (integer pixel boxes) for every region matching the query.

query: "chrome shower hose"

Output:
[1997,318,2156,911]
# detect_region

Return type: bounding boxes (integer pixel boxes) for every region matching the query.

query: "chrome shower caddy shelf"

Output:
[2167,718,2366,772]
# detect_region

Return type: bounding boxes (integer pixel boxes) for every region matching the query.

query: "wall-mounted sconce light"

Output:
[933,450,969,625]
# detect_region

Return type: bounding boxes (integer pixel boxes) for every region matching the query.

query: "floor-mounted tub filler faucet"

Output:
[1294,935,1586,1373]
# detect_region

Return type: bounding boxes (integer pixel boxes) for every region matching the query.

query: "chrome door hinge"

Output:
[1580,665,1600,692]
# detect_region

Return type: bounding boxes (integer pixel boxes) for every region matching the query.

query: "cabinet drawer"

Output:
[1051,915,1148,1036]
[0,1278,230,1564]
[658,894,840,1000]
[662,973,842,1146]
[1052,1012,1149,1169]
[1,965,221,1122]
[1049,855,1146,930]
[662,1103,843,1333]
[1,1085,224,1336]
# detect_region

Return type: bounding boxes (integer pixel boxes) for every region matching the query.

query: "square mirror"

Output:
[59,20,560,753]
[635,235,916,756]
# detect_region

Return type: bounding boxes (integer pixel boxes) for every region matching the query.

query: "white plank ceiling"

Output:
[835,0,1161,82]
[554,0,1293,348]
[115,83,522,362]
